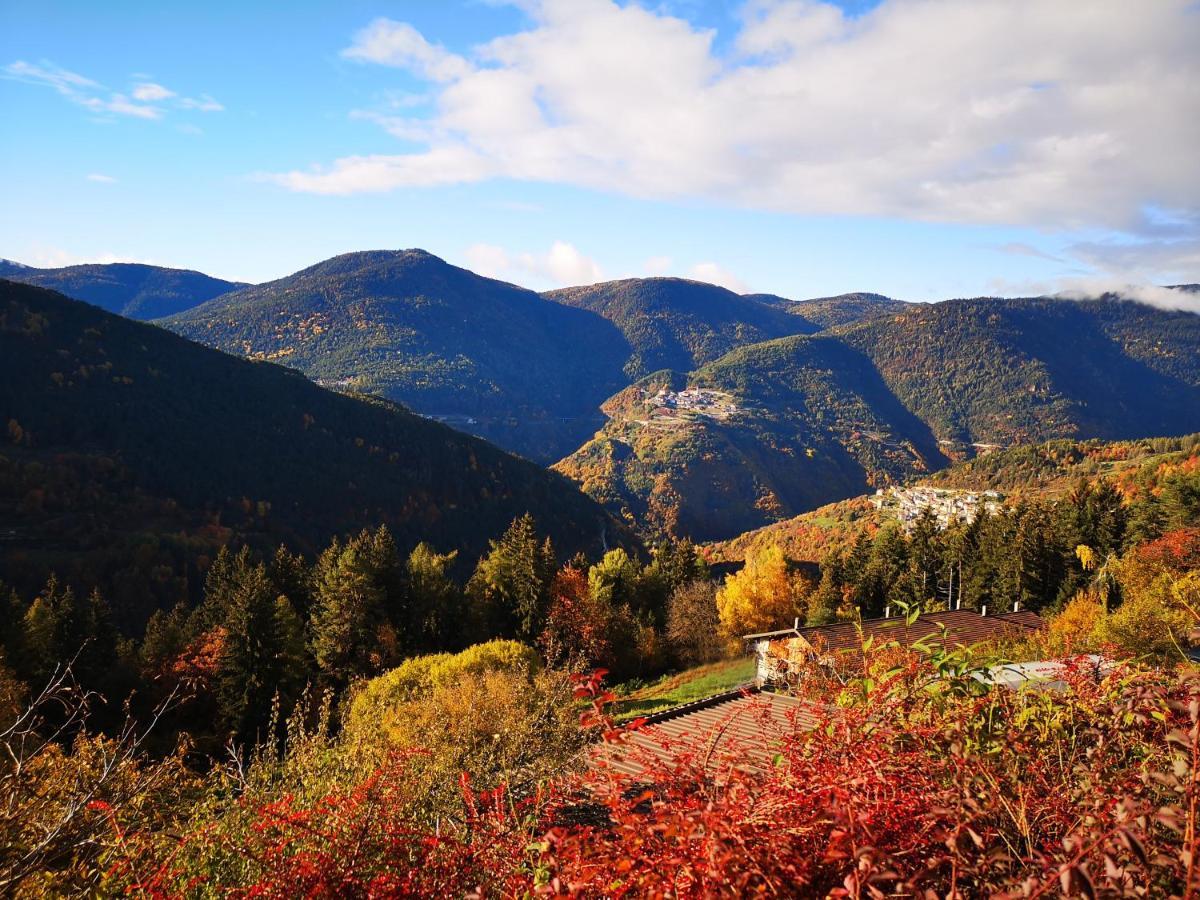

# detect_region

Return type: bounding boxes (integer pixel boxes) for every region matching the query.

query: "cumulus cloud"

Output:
[269,0,1199,243]
[343,18,472,81]
[688,261,750,293]
[464,240,603,287]
[4,60,223,121]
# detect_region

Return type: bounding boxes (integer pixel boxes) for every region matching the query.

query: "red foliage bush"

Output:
[102,663,1200,898]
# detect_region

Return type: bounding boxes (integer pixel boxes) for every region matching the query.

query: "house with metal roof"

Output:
[745,607,1046,685]
[592,686,824,780]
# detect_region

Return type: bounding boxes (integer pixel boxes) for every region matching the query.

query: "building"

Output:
[592,686,823,780]
[744,608,1046,685]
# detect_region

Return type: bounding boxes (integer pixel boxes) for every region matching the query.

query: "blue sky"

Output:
[2,0,1197,301]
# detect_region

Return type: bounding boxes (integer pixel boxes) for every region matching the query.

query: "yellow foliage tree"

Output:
[1094,574,1192,661]
[716,544,811,641]
[1043,592,1105,655]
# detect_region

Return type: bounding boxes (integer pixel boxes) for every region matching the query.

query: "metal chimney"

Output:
[980,604,987,616]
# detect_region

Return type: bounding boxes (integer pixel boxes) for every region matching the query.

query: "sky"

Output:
[1,0,1198,302]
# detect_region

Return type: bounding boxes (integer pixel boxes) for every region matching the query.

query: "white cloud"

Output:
[132,81,175,101]
[642,255,673,275]
[688,261,749,293]
[463,240,603,287]
[86,173,117,183]
[1053,280,1200,314]
[269,0,1200,253]
[177,94,224,112]
[19,244,162,268]
[263,146,493,194]
[4,60,222,121]
[464,242,512,279]
[342,18,472,81]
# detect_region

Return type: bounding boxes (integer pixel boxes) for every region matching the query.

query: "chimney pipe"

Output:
[794,617,800,631]
[1014,600,1020,612]
[980,605,987,617]
[884,606,891,618]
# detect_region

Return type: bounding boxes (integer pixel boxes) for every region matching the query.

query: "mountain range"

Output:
[160,250,633,462]
[0,278,631,630]
[9,249,1200,545]
[0,259,244,319]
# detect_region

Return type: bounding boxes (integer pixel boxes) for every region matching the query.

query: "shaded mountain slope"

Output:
[161,250,631,462]
[0,279,634,629]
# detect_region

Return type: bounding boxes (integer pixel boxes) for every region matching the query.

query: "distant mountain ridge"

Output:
[123,248,1200,542]
[544,277,816,378]
[0,278,633,630]
[747,291,914,329]
[0,260,245,319]
[161,250,633,463]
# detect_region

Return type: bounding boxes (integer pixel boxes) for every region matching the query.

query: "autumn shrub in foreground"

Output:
[89,653,1200,899]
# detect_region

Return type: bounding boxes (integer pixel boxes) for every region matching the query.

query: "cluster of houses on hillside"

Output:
[644,387,740,421]
[871,485,1003,530]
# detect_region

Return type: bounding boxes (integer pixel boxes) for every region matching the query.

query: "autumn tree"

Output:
[716,545,812,641]
[665,579,723,666]
[538,565,613,671]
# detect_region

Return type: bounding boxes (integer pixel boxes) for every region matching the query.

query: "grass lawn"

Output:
[609,656,757,722]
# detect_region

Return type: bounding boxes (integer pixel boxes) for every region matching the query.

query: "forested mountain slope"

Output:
[554,334,948,541]
[707,431,1200,565]
[0,259,244,319]
[751,291,915,329]
[160,250,632,462]
[0,279,632,629]
[556,294,1200,543]
[839,295,1200,445]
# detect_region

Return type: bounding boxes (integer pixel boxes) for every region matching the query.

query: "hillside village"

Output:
[871,485,1004,529]
[643,387,740,423]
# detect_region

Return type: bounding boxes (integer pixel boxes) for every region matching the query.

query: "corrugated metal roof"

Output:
[795,608,1045,655]
[592,689,825,779]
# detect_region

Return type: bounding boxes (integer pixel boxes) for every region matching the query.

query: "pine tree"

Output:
[272,595,308,710]
[466,514,555,642]
[309,540,386,685]
[404,543,460,652]
[216,563,281,742]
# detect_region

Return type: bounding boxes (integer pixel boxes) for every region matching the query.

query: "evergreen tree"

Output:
[466,514,556,642]
[190,545,256,637]
[216,563,280,742]
[272,595,309,710]
[140,602,190,674]
[309,540,386,685]
[269,545,314,620]
[403,543,460,652]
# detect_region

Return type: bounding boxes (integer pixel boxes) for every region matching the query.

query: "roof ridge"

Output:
[639,683,759,725]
